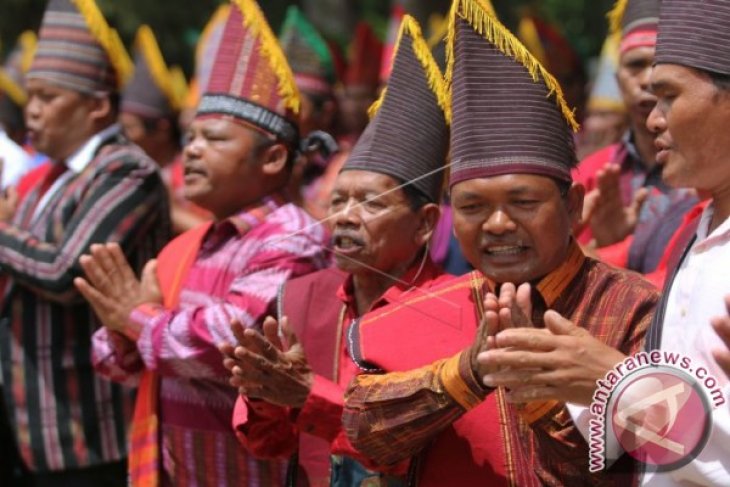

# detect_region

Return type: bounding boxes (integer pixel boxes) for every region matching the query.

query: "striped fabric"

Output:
[449,14,576,186]
[343,17,449,203]
[28,0,117,94]
[620,0,660,35]
[198,0,300,146]
[655,0,730,76]
[279,6,335,96]
[0,132,170,472]
[92,196,330,487]
[342,244,659,485]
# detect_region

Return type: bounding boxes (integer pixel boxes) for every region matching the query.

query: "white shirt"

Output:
[567,202,730,486]
[32,123,121,221]
[0,129,34,188]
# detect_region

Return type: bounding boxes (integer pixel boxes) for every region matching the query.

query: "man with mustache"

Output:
[476,0,730,484]
[74,1,330,485]
[0,0,171,485]
[339,1,659,485]
[221,16,452,486]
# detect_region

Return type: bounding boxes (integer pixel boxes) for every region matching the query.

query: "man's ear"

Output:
[260,142,289,176]
[88,93,112,123]
[566,182,585,228]
[415,202,441,246]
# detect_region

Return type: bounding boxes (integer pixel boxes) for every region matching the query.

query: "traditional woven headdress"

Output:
[588,32,625,113]
[447,0,579,186]
[0,31,36,106]
[28,0,132,94]
[655,0,730,76]
[196,0,301,146]
[279,6,335,97]
[343,16,450,203]
[608,0,660,55]
[122,26,186,119]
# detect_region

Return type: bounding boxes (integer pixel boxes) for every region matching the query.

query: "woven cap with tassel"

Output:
[588,32,625,113]
[122,26,185,119]
[279,6,335,97]
[0,30,36,106]
[447,0,578,187]
[196,0,301,146]
[28,0,132,94]
[342,15,450,203]
[608,0,660,55]
[655,0,730,76]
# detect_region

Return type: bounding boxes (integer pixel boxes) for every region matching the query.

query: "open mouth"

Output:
[332,234,365,254]
[483,244,528,258]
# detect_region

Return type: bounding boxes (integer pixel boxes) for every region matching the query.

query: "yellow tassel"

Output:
[369,15,450,124]
[0,70,26,106]
[170,66,189,111]
[367,87,385,119]
[232,0,301,115]
[426,13,448,49]
[447,0,579,132]
[71,0,133,87]
[135,26,181,111]
[607,0,628,37]
[18,31,37,73]
[517,17,548,67]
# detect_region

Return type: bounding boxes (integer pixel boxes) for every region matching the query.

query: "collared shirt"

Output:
[233,258,449,478]
[0,128,170,473]
[32,123,122,220]
[92,196,330,487]
[341,242,658,486]
[642,203,730,486]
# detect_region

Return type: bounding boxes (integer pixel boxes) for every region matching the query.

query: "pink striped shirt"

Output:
[92,196,330,486]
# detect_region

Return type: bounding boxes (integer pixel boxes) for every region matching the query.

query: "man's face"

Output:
[451,174,582,284]
[328,170,428,276]
[183,117,271,219]
[648,64,730,194]
[24,78,98,161]
[616,45,657,130]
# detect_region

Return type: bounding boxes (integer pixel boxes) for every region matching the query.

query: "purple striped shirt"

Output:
[92,196,330,487]
[0,132,170,473]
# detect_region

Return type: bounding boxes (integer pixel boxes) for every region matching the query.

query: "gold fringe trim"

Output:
[71,0,133,87]
[446,0,579,132]
[196,4,231,69]
[18,30,37,73]
[0,70,26,106]
[607,0,628,37]
[135,25,182,111]
[368,15,451,124]
[233,0,301,115]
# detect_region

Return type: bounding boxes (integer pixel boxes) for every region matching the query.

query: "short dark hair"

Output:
[399,179,433,211]
[708,70,730,92]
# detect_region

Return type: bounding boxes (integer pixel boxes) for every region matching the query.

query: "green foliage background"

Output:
[1,0,614,75]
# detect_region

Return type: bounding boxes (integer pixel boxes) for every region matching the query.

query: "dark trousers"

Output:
[0,388,127,487]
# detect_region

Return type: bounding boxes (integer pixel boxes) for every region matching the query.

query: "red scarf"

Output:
[128,222,212,487]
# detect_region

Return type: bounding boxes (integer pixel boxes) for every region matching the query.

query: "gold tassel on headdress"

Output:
[136,25,183,111]
[71,0,133,87]
[369,15,451,124]
[0,71,26,106]
[18,31,37,73]
[446,0,579,132]
[607,0,629,37]
[517,16,548,67]
[232,0,301,115]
